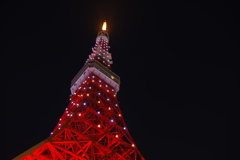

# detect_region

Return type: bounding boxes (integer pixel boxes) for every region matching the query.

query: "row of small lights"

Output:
[70,97,118,107]
[52,112,127,133]
[92,51,110,58]
[54,120,127,131]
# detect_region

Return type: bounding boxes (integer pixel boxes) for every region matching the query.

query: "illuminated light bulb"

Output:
[92,80,94,82]
[76,104,79,106]
[108,107,111,110]
[107,90,109,92]
[97,111,100,114]
[51,132,53,135]
[70,114,73,116]
[66,111,68,113]
[118,114,121,117]
[114,94,116,97]
[58,124,61,126]
[98,92,101,95]
[66,108,68,110]
[87,94,89,96]
[69,98,71,100]
[67,114,69,116]
[123,127,127,130]
[132,144,135,147]
[59,118,62,121]
[99,80,101,83]
[92,76,95,78]
[83,102,86,105]
[105,85,107,87]
[58,128,60,130]
[81,94,83,97]
[78,113,81,116]
[110,119,114,122]
[107,98,110,101]
[78,95,80,97]
[98,101,100,103]
[74,92,76,95]
[89,87,91,89]
[78,87,81,89]
[98,124,101,128]
[88,76,90,78]
[115,104,118,106]
[99,85,102,87]
[71,102,73,103]
[84,87,86,89]
[116,135,118,138]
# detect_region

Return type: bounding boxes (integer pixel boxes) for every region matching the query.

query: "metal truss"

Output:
[14,73,145,160]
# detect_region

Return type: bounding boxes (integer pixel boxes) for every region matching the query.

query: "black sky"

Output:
[2,0,240,160]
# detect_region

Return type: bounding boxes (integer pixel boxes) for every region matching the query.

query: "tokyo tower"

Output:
[13,21,145,160]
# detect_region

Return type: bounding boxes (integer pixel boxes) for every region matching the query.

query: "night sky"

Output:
[2,0,240,160]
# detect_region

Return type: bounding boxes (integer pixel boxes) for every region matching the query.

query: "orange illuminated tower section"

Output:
[13,21,145,160]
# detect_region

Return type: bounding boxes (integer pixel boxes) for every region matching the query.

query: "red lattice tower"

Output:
[13,21,145,160]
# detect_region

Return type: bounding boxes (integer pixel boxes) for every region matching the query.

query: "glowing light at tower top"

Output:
[102,20,107,31]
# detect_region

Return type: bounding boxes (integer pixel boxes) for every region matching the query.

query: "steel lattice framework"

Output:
[13,21,145,160]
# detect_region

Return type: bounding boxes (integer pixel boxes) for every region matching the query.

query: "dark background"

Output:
[2,0,239,159]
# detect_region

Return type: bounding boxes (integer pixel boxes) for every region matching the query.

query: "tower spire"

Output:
[102,20,107,31]
[88,20,112,69]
